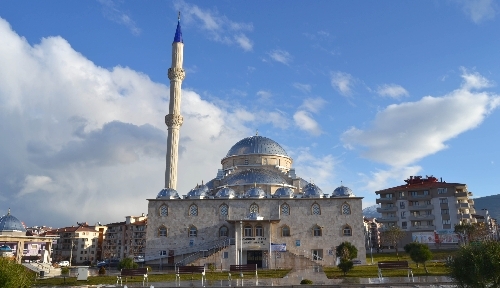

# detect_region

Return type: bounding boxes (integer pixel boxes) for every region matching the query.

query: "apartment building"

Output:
[102,214,147,260]
[364,217,381,249]
[375,175,474,246]
[49,224,102,265]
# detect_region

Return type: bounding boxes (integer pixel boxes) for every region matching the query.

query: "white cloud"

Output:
[358,166,422,193]
[256,90,272,100]
[300,97,327,114]
[268,50,292,65]
[377,84,409,99]
[456,0,497,23]
[342,69,500,167]
[293,83,311,93]
[293,111,322,136]
[174,1,253,51]
[0,17,253,226]
[331,71,355,96]
[292,148,336,192]
[98,0,141,35]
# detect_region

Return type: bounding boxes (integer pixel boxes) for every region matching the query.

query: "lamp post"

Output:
[368,229,373,265]
[69,238,75,267]
[240,220,243,277]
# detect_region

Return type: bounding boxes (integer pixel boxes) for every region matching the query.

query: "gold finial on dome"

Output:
[178,11,181,21]
[256,129,258,136]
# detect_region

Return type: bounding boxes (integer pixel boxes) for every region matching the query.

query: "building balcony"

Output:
[377,206,397,213]
[377,216,399,222]
[408,194,432,200]
[376,198,396,204]
[468,199,474,205]
[410,225,436,231]
[458,213,472,219]
[456,202,470,208]
[408,204,433,211]
[409,214,435,221]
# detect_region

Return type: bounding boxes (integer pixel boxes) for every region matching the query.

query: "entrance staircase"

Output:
[23,262,61,278]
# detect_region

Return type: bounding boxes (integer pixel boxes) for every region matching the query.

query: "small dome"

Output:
[274,187,294,198]
[0,210,26,232]
[0,245,12,252]
[332,185,355,197]
[244,186,266,198]
[156,188,180,199]
[186,184,209,199]
[215,187,236,199]
[226,136,289,157]
[302,183,324,198]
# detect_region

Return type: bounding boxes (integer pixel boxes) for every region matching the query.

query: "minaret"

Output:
[165,13,185,190]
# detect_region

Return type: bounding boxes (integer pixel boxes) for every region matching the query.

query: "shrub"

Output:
[61,267,70,275]
[336,241,358,260]
[207,263,216,272]
[118,257,138,270]
[0,257,35,288]
[337,258,354,276]
[408,243,432,273]
[300,279,313,284]
[98,266,106,275]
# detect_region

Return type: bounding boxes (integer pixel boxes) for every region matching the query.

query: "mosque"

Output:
[144,16,366,269]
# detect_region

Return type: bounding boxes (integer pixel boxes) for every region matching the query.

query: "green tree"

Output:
[336,241,358,260]
[447,240,500,288]
[0,257,35,288]
[408,243,433,273]
[381,226,406,260]
[454,223,489,245]
[404,242,421,267]
[336,242,357,276]
[117,257,138,270]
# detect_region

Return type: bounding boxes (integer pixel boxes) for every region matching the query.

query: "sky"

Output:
[1,0,500,228]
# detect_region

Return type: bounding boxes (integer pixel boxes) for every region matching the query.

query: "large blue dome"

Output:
[226,136,288,157]
[222,168,289,186]
[0,210,26,232]
[156,188,180,199]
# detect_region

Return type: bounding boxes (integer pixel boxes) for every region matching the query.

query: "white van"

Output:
[59,261,70,267]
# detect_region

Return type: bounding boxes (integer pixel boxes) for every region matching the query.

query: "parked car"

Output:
[133,256,145,263]
[97,259,119,268]
[58,261,70,267]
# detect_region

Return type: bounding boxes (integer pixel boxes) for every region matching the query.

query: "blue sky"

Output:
[1,0,499,227]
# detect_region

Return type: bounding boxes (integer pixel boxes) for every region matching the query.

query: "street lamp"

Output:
[368,229,373,265]
[240,220,243,277]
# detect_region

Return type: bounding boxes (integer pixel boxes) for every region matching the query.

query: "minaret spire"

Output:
[165,14,186,190]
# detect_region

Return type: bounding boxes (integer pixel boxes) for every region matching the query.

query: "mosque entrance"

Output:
[247,250,262,268]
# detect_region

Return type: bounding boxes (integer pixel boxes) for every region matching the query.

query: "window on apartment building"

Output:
[424,200,431,205]
[441,209,449,215]
[189,226,198,237]
[80,257,82,260]
[409,201,419,206]
[401,211,406,219]
[91,251,94,254]
[313,225,322,237]
[412,211,420,217]
[220,204,229,216]
[426,221,433,226]
[399,191,405,197]
[255,225,264,237]
[402,222,407,229]
[342,203,351,215]
[423,190,429,195]
[160,205,168,216]
[223,252,229,259]
[244,159,249,165]
[410,191,418,196]
[442,219,451,225]
[244,225,253,237]
[84,251,87,254]
[342,225,352,236]
[386,194,393,199]
[189,204,198,216]
[387,203,394,207]
[400,202,405,209]
[281,225,290,237]
[219,226,228,237]
[388,212,396,218]
[439,198,448,204]
[281,203,290,216]
[412,221,421,227]
[312,203,321,215]
[425,210,431,215]
[438,188,447,194]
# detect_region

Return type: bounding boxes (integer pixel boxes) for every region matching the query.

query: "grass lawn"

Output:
[324,249,456,279]
[34,269,290,286]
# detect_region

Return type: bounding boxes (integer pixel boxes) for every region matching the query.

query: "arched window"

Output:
[312,203,321,215]
[342,203,351,215]
[244,225,253,237]
[220,204,229,216]
[219,226,228,237]
[249,203,259,213]
[189,226,198,237]
[255,225,263,237]
[281,225,290,237]
[343,225,352,236]
[158,226,167,237]
[281,203,290,216]
[313,225,322,237]
[159,205,168,216]
[189,204,198,216]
